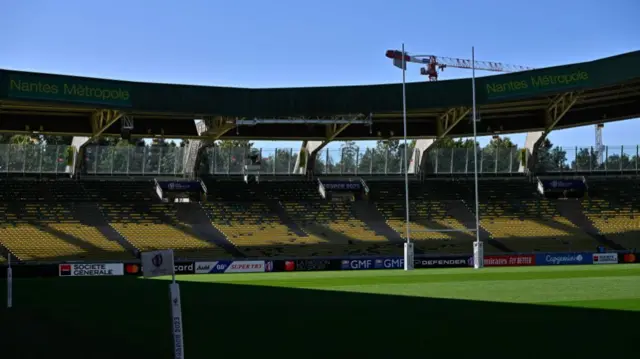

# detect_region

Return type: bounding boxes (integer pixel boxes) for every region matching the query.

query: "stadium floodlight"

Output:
[6,254,12,309]
[400,43,415,271]
[471,47,484,269]
[142,250,185,359]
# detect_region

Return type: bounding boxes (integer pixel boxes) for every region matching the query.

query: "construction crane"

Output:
[385,50,535,81]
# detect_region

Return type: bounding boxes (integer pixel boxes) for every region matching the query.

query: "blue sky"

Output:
[2,0,638,152]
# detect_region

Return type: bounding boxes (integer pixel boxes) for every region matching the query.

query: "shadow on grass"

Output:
[0,276,637,359]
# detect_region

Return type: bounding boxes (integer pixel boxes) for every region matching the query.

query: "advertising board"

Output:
[415,257,470,268]
[59,263,124,277]
[320,179,362,191]
[195,261,272,274]
[157,180,203,192]
[124,262,194,275]
[619,253,639,264]
[535,252,593,266]
[479,255,536,267]
[592,253,618,264]
[284,259,333,272]
[341,259,376,270]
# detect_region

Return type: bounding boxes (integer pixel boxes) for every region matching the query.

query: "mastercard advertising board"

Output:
[620,253,639,264]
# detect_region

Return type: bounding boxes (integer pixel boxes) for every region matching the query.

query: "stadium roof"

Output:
[0,51,639,140]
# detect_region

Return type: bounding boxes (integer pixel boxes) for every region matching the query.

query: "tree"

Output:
[425,137,479,174]
[572,148,599,171]
[437,137,477,149]
[261,148,297,174]
[357,140,396,174]
[355,140,416,174]
[533,139,569,173]
[335,141,359,174]
[217,140,253,149]
[482,137,518,173]
[604,153,632,171]
[210,140,254,174]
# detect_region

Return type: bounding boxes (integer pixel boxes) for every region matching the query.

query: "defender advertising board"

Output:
[414,257,470,268]
[320,179,362,191]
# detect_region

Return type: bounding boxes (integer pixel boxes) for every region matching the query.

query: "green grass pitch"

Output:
[1,265,639,359]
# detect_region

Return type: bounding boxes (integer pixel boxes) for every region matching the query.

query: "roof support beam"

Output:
[528,91,582,171]
[419,106,471,175]
[73,109,125,175]
[435,107,472,139]
[325,122,351,142]
[201,116,236,140]
[89,109,125,140]
[290,114,364,175]
[189,117,236,176]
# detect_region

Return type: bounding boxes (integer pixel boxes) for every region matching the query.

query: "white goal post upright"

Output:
[471,46,484,269]
[400,43,414,271]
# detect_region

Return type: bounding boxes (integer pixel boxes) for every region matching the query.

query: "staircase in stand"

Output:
[352,200,403,241]
[556,200,625,250]
[73,203,138,254]
[445,200,512,253]
[178,203,244,257]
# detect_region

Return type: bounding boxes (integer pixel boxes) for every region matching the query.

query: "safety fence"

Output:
[2,144,640,175]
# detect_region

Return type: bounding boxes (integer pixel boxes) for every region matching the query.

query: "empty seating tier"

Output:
[376,200,474,254]
[283,201,397,256]
[0,203,130,261]
[477,181,597,252]
[100,203,227,258]
[203,202,302,256]
[582,178,640,249]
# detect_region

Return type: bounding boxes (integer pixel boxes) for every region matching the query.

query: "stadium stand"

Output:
[582,178,640,250]
[0,174,637,262]
[202,179,397,257]
[99,202,228,259]
[474,180,599,252]
[82,180,157,202]
[0,202,131,261]
[0,179,88,202]
[368,180,477,254]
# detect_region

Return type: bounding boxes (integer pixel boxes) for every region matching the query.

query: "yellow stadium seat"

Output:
[0,203,131,261]
[100,203,228,258]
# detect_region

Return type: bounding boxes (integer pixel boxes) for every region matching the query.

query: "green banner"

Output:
[7,73,132,107]
[483,68,591,100]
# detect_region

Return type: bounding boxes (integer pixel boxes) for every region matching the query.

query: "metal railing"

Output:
[539,146,640,173]
[0,144,73,174]
[83,145,187,176]
[422,147,521,174]
[1,144,638,175]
